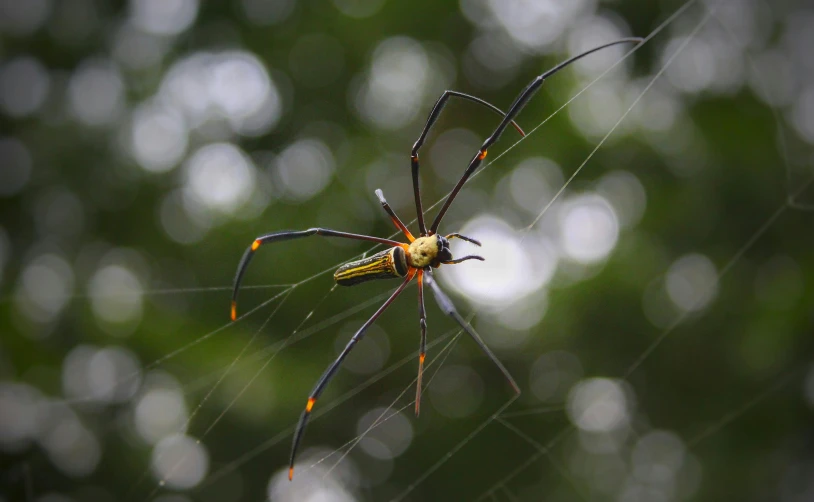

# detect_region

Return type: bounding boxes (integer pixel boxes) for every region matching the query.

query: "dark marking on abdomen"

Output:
[334,247,407,286]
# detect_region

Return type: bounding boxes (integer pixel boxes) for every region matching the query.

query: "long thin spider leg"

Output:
[375,189,415,242]
[411,91,526,236]
[289,270,416,481]
[423,269,520,394]
[231,228,403,321]
[445,233,482,246]
[415,269,427,417]
[443,255,485,265]
[429,37,643,233]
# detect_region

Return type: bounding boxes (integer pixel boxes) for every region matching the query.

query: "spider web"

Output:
[144,2,813,499]
[2,0,813,501]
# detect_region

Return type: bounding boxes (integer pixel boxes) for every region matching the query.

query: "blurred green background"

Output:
[1,0,813,501]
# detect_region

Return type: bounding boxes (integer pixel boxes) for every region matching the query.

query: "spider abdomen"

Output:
[334,247,408,286]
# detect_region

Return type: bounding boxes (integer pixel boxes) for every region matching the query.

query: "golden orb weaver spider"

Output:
[230,37,642,480]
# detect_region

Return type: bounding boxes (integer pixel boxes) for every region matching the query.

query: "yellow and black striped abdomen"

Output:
[334,247,408,286]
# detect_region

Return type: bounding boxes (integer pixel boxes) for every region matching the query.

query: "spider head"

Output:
[406,234,481,269]
[435,235,453,265]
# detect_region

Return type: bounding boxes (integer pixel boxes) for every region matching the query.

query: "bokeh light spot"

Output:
[355,37,430,129]
[62,345,142,404]
[558,193,619,264]
[596,170,647,229]
[130,0,198,36]
[274,138,335,201]
[567,378,629,433]
[0,382,41,452]
[39,404,101,478]
[507,157,563,214]
[356,408,414,460]
[159,51,280,137]
[0,56,50,118]
[790,86,814,145]
[569,82,628,139]
[184,143,257,214]
[483,0,594,52]
[15,253,74,326]
[151,434,209,490]
[131,103,188,173]
[567,15,632,79]
[135,378,188,444]
[267,449,357,501]
[444,215,556,307]
[665,253,718,313]
[631,430,686,486]
[89,263,144,332]
[68,60,124,126]
[159,190,211,244]
[664,36,716,93]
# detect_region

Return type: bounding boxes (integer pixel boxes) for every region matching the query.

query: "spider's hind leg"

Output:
[415,269,427,417]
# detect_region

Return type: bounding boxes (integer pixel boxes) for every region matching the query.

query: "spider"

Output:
[230,37,642,480]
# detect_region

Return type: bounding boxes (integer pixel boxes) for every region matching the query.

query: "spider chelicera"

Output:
[229,37,642,480]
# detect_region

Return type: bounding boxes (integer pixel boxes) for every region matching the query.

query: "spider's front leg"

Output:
[410,92,526,236]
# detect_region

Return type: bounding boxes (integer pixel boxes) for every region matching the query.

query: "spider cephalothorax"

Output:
[407,235,449,268]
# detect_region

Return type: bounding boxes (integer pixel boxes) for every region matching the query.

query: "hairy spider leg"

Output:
[445,233,482,246]
[443,255,485,265]
[415,269,427,416]
[410,92,526,236]
[230,228,402,321]
[289,270,417,480]
[375,189,415,242]
[424,268,520,394]
[429,37,644,234]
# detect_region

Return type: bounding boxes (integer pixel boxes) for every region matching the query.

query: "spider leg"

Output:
[231,228,403,321]
[415,269,427,416]
[445,233,482,246]
[375,189,415,242]
[429,37,643,234]
[423,268,520,394]
[443,255,484,265]
[288,269,416,481]
[411,91,526,236]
